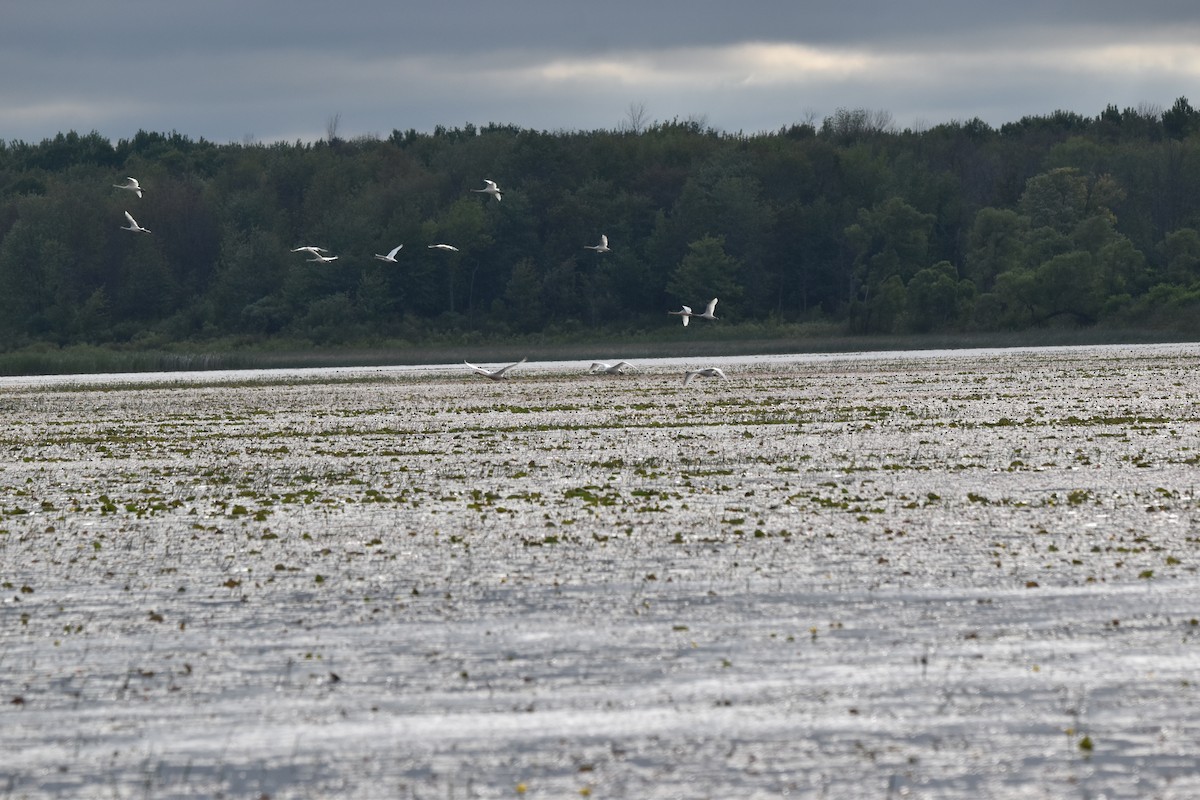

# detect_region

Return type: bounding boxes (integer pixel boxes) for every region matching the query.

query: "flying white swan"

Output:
[694,297,719,321]
[584,234,611,253]
[465,357,526,380]
[291,245,328,255]
[307,253,339,263]
[472,179,502,202]
[668,305,694,326]
[683,367,727,386]
[121,211,151,234]
[428,244,460,252]
[113,177,143,198]
[374,244,404,262]
[589,361,636,374]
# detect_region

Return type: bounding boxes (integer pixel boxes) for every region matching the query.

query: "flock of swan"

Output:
[114,178,150,233]
[465,356,727,385]
[667,296,719,327]
[114,175,727,385]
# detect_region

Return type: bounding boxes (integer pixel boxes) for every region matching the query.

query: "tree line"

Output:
[2,97,1200,351]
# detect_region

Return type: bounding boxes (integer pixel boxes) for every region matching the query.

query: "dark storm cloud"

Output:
[3,1,1199,144]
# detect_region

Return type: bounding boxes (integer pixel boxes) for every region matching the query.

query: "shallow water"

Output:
[2,340,1192,387]
[2,343,1199,798]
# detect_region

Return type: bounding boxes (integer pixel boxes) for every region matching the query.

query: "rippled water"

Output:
[2,343,1199,798]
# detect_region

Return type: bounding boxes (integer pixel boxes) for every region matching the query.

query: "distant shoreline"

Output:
[1,327,1194,378]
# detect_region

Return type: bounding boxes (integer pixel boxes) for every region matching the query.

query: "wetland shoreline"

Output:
[2,343,1199,798]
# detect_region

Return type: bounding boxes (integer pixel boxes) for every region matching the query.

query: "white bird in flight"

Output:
[472,179,502,202]
[374,244,404,262]
[307,253,339,263]
[589,361,636,374]
[584,234,611,253]
[121,211,151,234]
[694,297,719,321]
[428,244,460,252]
[668,305,694,326]
[113,177,144,198]
[291,245,328,255]
[465,357,526,380]
[683,367,728,386]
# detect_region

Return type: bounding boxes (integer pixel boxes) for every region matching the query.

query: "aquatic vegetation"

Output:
[2,344,1200,798]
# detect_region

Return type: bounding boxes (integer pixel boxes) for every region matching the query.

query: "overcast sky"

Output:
[4,1,1200,145]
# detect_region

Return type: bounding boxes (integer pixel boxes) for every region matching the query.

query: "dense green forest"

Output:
[3,98,1200,357]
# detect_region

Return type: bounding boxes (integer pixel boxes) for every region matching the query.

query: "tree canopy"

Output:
[3,101,1200,352]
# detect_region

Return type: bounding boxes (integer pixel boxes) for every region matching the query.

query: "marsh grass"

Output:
[0,325,1187,377]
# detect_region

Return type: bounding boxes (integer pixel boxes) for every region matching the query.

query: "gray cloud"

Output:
[3,2,1199,144]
